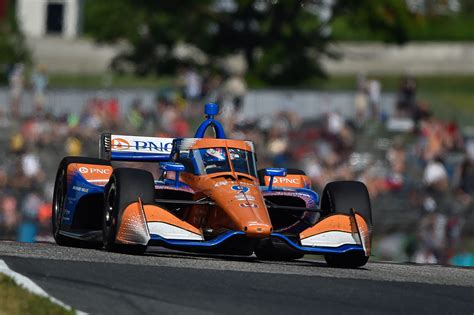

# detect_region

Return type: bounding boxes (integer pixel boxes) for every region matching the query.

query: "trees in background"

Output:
[0,0,29,82]
[1,0,470,85]
[84,0,417,85]
[84,1,212,76]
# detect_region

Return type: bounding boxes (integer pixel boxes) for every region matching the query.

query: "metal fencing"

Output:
[0,87,397,119]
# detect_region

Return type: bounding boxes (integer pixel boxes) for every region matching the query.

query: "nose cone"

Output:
[202,177,273,238]
[244,223,272,238]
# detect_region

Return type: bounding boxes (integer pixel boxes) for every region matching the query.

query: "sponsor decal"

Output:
[214,181,228,187]
[231,185,249,193]
[271,177,300,184]
[111,136,173,152]
[111,137,130,150]
[78,167,111,175]
[239,202,258,208]
[134,140,173,152]
[235,194,255,201]
[72,186,89,193]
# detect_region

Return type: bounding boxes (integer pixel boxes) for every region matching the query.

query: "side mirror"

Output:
[160,162,185,187]
[265,168,287,191]
[160,162,185,172]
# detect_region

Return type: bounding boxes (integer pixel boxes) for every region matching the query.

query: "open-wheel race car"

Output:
[52,103,372,267]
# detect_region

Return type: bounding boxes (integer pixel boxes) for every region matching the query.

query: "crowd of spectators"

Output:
[0,67,472,266]
[223,74,473,265]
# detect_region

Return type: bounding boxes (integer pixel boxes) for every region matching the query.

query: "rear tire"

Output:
[52,156,110,247]
[102,168,154,254]
[320,181,372,268]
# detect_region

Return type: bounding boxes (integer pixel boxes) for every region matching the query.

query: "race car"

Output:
[52,103,372,267]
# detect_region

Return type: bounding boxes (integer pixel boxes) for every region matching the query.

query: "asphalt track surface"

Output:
[0,241,473,315]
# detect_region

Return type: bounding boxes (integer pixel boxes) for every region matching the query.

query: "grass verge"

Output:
[0,274,74,315]
[49,73,174,89]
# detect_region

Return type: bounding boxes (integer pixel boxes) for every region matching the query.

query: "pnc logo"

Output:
[111,138,130,150]
[134,140,173,152]
[79,167,111,175]
[111,138,173,152]
[272,177,300,184]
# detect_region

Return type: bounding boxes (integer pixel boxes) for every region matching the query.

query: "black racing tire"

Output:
[254,238,304,261]
[257,168,306,186]
[320,181,372,268]
[102,168,154,254]
[52,156,110,247]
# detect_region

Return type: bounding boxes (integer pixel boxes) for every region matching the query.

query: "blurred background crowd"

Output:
[1,68,473,266]
[0,0,473,266]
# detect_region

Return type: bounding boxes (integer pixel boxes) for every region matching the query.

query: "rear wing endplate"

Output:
[100,133,174,162]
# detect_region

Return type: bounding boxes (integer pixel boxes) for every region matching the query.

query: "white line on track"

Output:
[0,259,87,315]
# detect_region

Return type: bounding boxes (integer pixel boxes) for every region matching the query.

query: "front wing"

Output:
[115,200,371,256]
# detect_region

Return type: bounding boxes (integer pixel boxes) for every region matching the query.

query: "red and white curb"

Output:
[0,259,87,315]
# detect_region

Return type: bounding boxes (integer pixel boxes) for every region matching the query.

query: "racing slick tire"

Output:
[52,156,110,247]
[103,168,154,254]
[320,181,372,268]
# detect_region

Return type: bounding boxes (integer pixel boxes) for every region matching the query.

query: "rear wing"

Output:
[100,133,174,162]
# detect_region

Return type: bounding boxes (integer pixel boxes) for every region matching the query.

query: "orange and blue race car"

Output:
[52,103,372,267]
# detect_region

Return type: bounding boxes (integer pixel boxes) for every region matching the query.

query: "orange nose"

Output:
[244,224,272,238]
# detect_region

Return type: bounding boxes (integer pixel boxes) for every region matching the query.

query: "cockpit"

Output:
[172,139,258,178]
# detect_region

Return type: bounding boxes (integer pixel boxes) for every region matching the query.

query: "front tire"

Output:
[52,156,110,247]
[103,168,154,254]
[320,181,372,268]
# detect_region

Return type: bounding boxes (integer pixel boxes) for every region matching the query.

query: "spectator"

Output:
[354,83,369,127]
[396,75,417,118]
[184,66,203,102]
[127,99,145,132]
[367,78,381,120]
[457,140,474,194]
[0,195,18,239]
[9,63,25,119]
[31,64,49,114]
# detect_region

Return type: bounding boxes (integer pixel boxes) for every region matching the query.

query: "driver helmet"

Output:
[204,148,226,161]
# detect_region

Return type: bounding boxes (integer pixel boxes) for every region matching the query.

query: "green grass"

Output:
[331,14,474,42]
[0,274,74,315]
[49,73,174,89]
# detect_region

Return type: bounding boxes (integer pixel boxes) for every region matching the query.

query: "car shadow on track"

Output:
[140,247,334,268]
